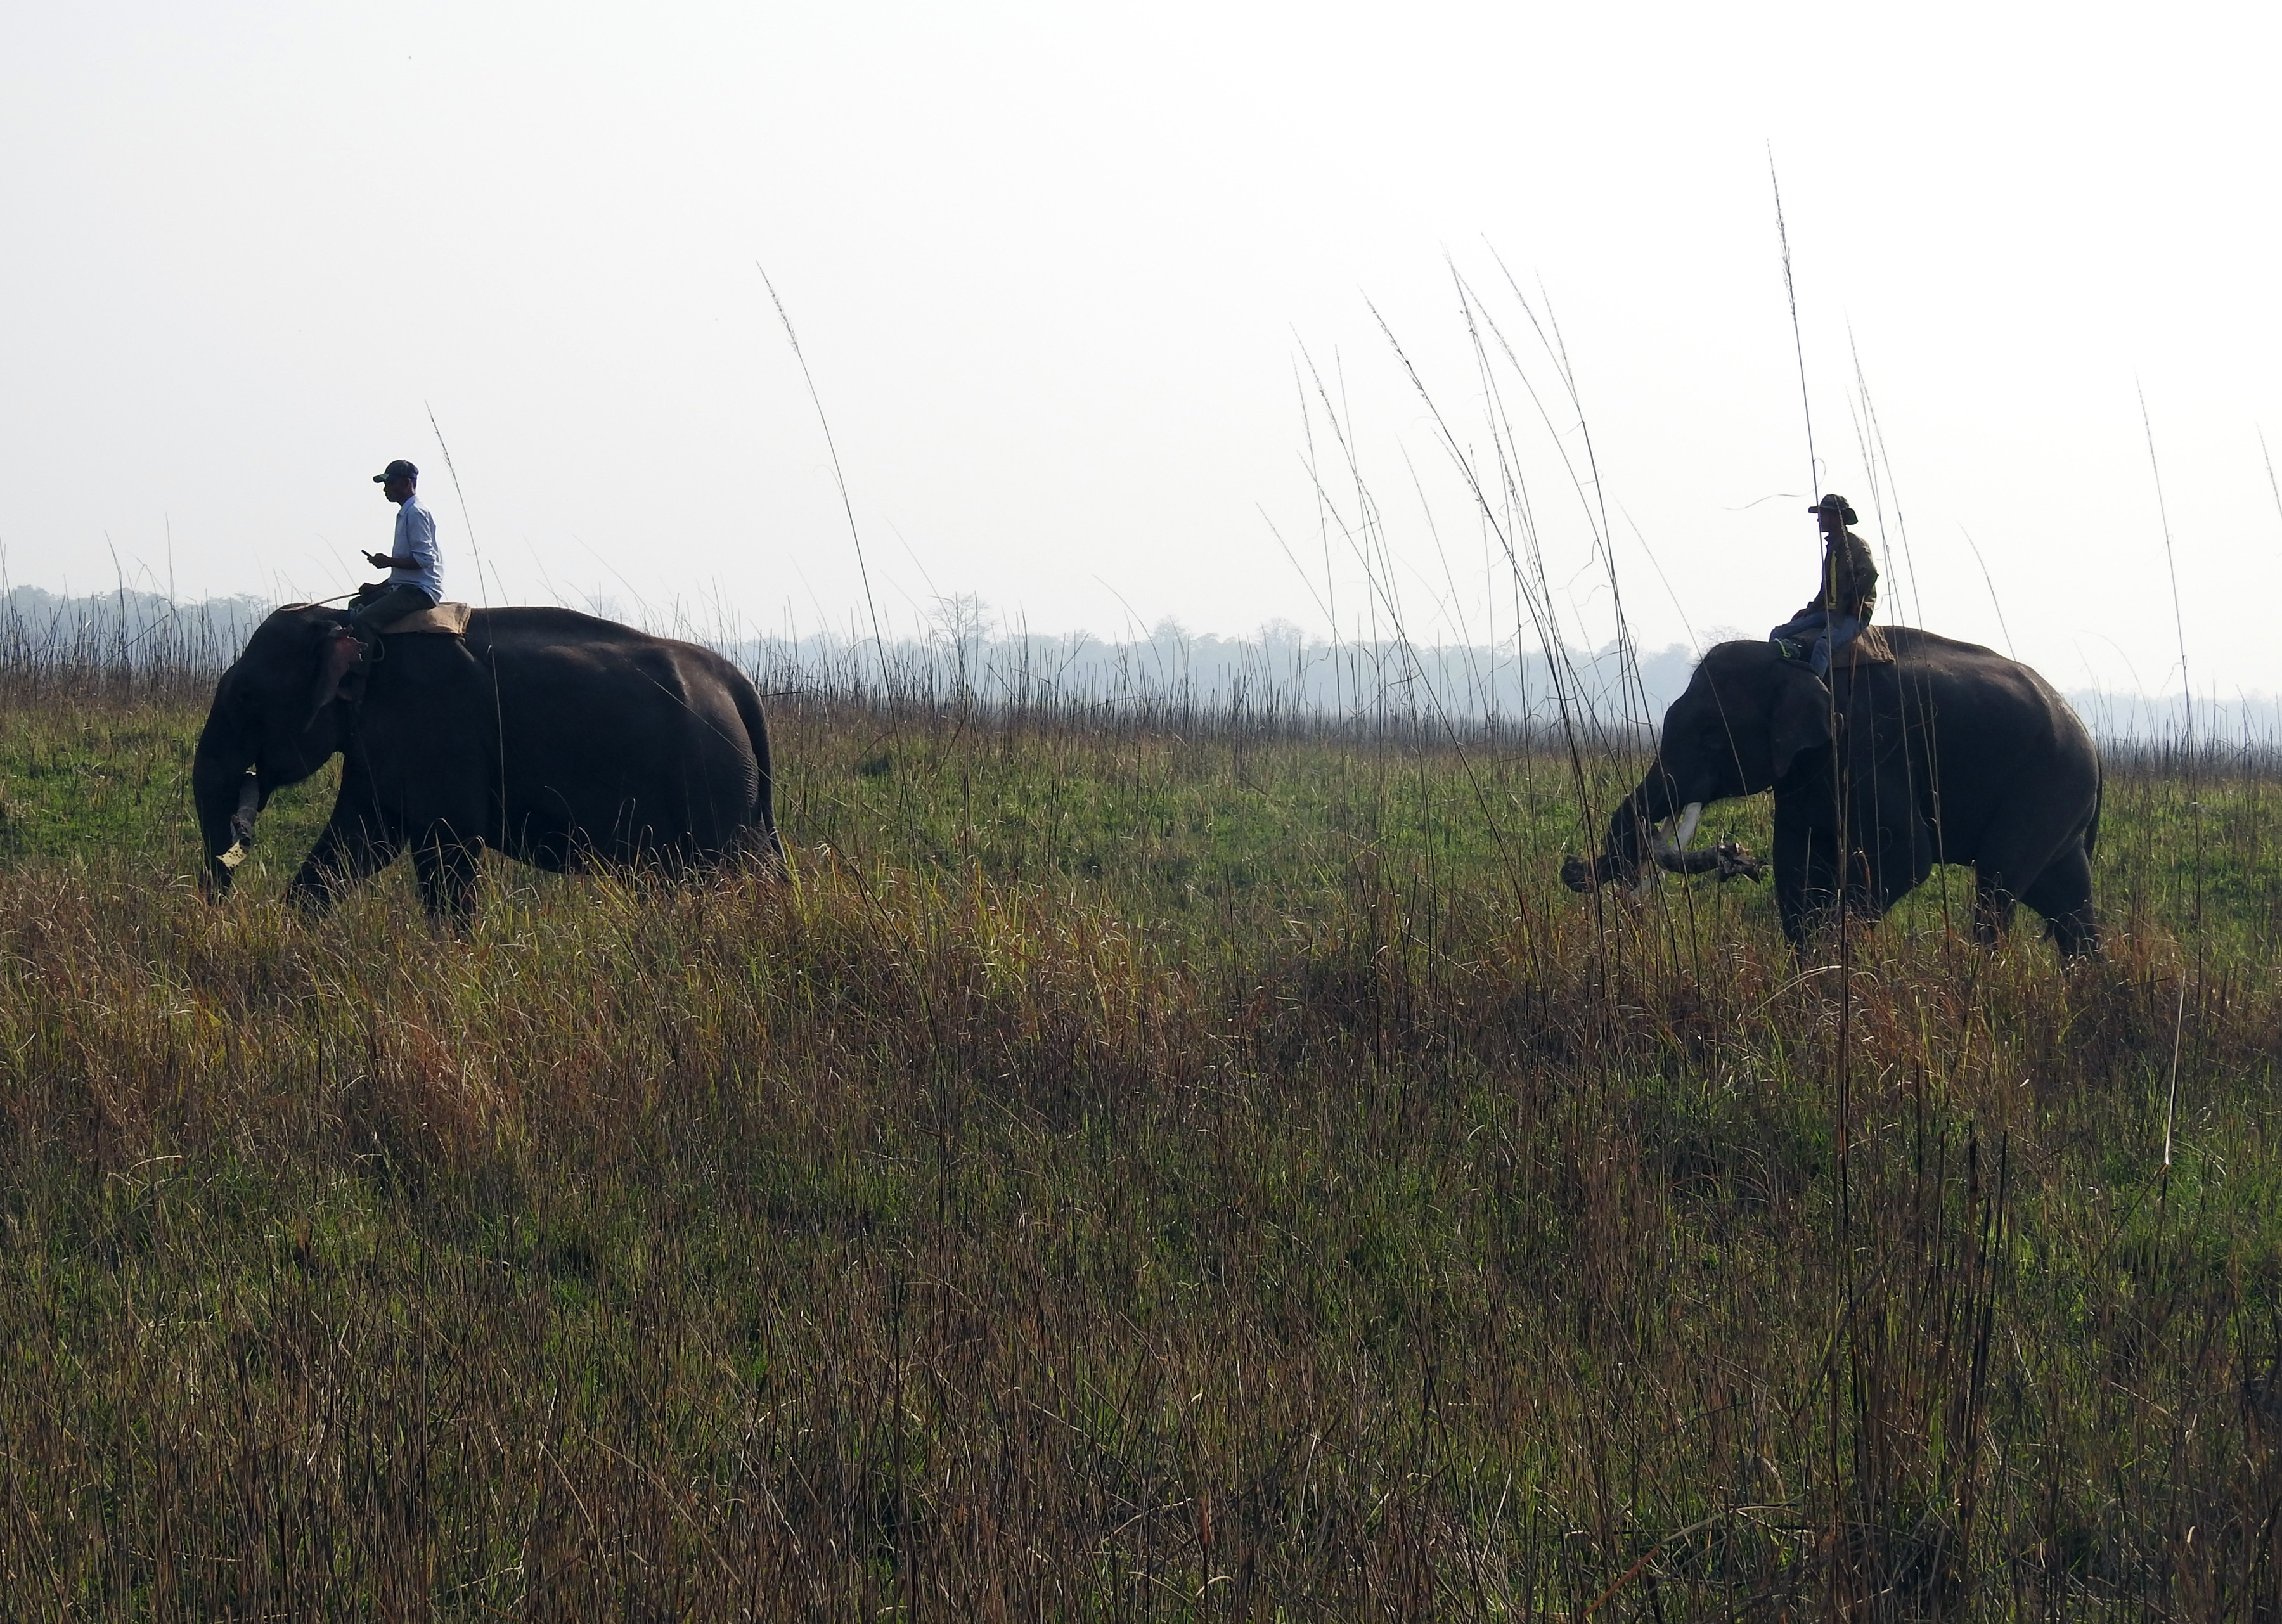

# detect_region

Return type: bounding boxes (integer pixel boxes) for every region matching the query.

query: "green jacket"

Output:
[1793,527,1878,621]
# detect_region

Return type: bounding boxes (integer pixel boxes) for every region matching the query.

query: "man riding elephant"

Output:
[349,458,443,645]
[1562,622,2100,956]
[1770,493,1878,678]
[195,602,786,921]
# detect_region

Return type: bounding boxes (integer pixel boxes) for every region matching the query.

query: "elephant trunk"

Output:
[191,729,264,896]
[1560,770,1706,894]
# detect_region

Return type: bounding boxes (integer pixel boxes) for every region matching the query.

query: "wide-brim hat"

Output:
[1808,493,1859,525]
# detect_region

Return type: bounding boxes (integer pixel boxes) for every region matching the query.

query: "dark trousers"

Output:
[348,584,437,636]
[1769,608,1867,677]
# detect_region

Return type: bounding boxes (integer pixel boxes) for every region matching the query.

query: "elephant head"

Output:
[192,606,359,894]
[1563,640,1827,892]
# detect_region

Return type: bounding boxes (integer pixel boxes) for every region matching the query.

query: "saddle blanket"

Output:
[1774,622,1897,672]
[1836,624,1895,668]
[380,601,474,635]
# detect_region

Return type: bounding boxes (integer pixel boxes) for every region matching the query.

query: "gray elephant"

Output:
[1562,628,2100,956]
[193,605,784,918]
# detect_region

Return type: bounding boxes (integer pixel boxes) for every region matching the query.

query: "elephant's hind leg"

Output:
[2021,843,2099,959]
[1971,812,2085,950]
[1965,753,2102,951]
[1970,875,2017,948]
[728,817,789,877]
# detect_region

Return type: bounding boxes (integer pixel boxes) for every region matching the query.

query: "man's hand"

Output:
[366,551,397,569]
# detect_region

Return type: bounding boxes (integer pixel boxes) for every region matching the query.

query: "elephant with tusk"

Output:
[1560,628,2099,957]
[193,603,785,920]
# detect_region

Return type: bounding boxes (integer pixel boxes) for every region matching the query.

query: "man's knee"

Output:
[349,586,435,635]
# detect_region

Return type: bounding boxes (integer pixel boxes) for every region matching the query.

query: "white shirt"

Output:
[390,496,444,602]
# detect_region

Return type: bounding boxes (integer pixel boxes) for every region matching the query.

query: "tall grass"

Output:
[6,257,2280,1616]
[2,669,2279,1617]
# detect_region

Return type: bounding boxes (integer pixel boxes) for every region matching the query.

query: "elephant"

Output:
[1561,628,2101,957]
[193,604,785,918]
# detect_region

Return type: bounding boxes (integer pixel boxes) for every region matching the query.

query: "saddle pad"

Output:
[381,601,473,635]
[1837,624,1896,668]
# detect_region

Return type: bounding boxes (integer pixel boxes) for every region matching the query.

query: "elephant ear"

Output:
[1768,670,1833,782]
[306,628,368,725]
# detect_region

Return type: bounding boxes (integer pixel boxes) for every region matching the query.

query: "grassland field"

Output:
[3,669,2281,1618]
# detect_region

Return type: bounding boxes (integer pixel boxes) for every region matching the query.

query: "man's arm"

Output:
[366,503,434,570]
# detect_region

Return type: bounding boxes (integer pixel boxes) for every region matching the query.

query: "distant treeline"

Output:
[4,586,2275,747]
[0,586,274,671]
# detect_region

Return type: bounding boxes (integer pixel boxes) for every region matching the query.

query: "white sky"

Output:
[4,1,2276,695]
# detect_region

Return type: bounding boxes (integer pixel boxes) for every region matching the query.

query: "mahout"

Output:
[193,603,784,920]
[1563,628,2101,957]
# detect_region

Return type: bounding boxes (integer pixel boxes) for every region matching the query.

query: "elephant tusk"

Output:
[1632,802,1709,898]
[1633,817,1668,896]
[1652,804,1757,881]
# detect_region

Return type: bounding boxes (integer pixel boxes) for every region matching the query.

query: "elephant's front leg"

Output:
[410,827,484,924]
[1770,813,1824,947]
[1868,818,1936,917]
[288,813,401,913]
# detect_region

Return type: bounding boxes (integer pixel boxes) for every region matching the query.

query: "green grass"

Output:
[3,674,2281,1617]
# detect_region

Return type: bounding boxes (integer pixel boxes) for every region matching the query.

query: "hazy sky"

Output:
[4,1,2277,694]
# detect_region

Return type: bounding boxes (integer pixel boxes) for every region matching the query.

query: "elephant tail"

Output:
[2083,766,2103,858]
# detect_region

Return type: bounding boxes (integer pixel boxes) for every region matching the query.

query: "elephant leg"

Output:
[1971,815,2079,950]
[1971,875,2016,947]
[410,828,483,923]
[1841,837,1883,922]
[288,816,400,913]
[1855,820,1933,925]
[2021,843,2100,960]
[1963,839,2072,953]
[1821,831,1902,934]
[740,817,789,875]
[1772,815,1824,946]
